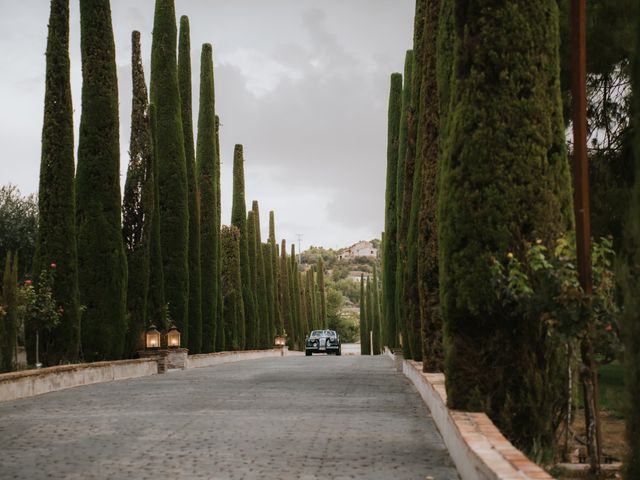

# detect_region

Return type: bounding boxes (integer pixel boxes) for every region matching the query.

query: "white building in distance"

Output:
[338,240,378,261]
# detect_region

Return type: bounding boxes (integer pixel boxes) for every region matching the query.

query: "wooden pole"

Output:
[571,0,602,471]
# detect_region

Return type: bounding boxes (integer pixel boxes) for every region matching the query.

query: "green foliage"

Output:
[150,0,189,347]
[31,0,79,365]
[247,210,259,348]
[76,0,127,361]
[231,144,254,349]
[1,186,37,280]
[220,225,243,350]
[317,257,327,328]
[146,104,167,333]
[0,253,19,372]
[279,240,292,344]
[263,242,276,345]
[438,0,573,453]
[269,212,282,335]
[382,73,402,350]
[179,16,202,354]
[214,115,223,352]
[417,0,443,372]
[122,31,153,357]
[359,275,368,354]
[197,44,219,353]
[252,202,270,348]
[328,310,359,344]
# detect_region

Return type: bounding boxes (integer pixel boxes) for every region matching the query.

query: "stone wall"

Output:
[384,348,553,480]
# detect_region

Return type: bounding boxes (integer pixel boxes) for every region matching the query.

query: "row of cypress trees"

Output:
[32,0,305,363]
[359,266,382,355]
[381,0,576,454]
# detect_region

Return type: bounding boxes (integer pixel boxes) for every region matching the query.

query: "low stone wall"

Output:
[0,358,157,403]
[385,348,553,480]
[187,348,289,369]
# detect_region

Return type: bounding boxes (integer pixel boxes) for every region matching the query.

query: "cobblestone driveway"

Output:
[0,355,458,479]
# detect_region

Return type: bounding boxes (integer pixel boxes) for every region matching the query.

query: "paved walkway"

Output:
[0,355,459,479]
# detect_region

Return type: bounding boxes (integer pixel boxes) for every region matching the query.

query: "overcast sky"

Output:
[0,0,414,250]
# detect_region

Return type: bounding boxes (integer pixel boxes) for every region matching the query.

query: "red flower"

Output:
[605,324,613,332]
[50,262,57,269]
[24,279,32,286]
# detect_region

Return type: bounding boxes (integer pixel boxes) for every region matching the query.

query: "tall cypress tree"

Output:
[371,265,382,355]
[231,144,253,349]
[317,257,327,329]
[306,269,317,331]
[620,16,640,478]
[122,31,153,357]
[197,43,218,353]
[247,210,259,349]
[359,274,369,355]
[34,0,80,365]
[397,0,426,359]
[438,0,573,451]
[365,278,372,354]
[1,253,18,372]
[147,103,166,332]
[263,242,275,346]
[214,115,223,351]
[150,0,189,346]
[269,212,282,335]
[382,73,402,349]
[76,0,127,361]
[220,225,243,350]
[289,244,301,348]
[279,239,292,344]
[252,201,269,348]
[179,16,202,354]
[417,0,443,372]
[395,50,413,355]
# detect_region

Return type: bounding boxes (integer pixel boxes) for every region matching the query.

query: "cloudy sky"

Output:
[0,0,414,250]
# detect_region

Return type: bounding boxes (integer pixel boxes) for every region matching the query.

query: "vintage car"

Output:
[305,330,341,356]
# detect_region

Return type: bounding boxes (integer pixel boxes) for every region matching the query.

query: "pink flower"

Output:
[24,279,33,286]
[58,306,65,315]
[50,262,57,269]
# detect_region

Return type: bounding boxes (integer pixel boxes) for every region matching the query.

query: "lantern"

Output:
[146,325,161,349]
[274,335,285,347]
[166,325,181,348]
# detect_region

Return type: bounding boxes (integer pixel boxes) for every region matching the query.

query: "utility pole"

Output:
[571,0,602,471]
[296,234,303,264]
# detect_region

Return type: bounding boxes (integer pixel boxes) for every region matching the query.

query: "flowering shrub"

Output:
[490,236,620,361]
[21,264,62,334]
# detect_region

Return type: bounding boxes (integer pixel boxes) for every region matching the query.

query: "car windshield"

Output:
[310,330,336,337]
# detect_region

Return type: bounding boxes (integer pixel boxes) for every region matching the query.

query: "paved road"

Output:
[0,355,459,480]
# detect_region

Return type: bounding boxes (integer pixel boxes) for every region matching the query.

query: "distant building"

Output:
[338,240,378,261]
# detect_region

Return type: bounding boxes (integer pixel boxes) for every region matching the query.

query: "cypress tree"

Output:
[317,257,327,329]
[252,201,269,348]
[382,73,402,349]
[263,242,275,346]
[1,253,18,372]
[438,0,573,451]
[269,212,283,335]
[620,17,640,478]
[220,225,243,350]
[417,0,443,372]
[147,103,166,332]
[290,244,302,348]
[279,239,292,344]
[197,43,218,353]
[231,144,254,349]
[34,0,80,365]
[395,50,413,354]
[214,115,223,351]
[122,31,153,357]
[76,0,127,361]
[179,16,202,354]
[304,269,315,335]
[247,210,259,348]
[372,265,382,355]
[359,274,368,355]
[397,0,426,359]
[150,0,189,346]
[365,278,373,354]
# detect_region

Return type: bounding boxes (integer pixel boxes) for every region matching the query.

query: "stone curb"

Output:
[384,348,554,480]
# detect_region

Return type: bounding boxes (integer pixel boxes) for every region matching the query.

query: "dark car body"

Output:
[305,330,341,356]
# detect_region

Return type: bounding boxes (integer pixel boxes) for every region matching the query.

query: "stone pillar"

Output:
[138,348,189,374]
